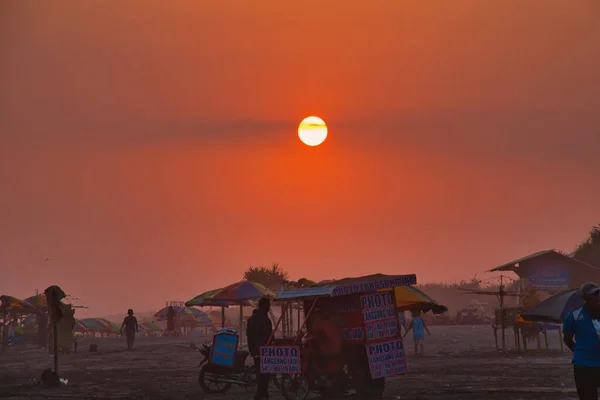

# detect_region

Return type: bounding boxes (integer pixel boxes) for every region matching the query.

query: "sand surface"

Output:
[0,326,578,400]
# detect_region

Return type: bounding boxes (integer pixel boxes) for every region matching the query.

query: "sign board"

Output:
[209,332,239,368]
[331,275,417,297]
[314,297,365,344]
[165,301,186,307]
[366,338,407,379]
[527,266,569,290]
[259,346,301,374]
[361,292,399,341]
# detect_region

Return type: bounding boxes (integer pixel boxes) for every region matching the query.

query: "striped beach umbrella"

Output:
[209,281,275,302]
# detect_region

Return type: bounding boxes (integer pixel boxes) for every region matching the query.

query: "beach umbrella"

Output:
[0,296,37,313]
[154,305,184,321]
[391,286,449,314]
[24,294,47,309]
[209,281,275,302]
[180,308,213,326]
[140,321,162,332]
[207,310,234,327]
[97,318,121,334]
[207,281,275,342]
[520,288,582,324]
[77,318,112,332]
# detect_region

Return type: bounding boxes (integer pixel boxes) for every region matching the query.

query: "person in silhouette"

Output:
[247,297,273,400]
[120,309,139,351]
[563,282,600,400]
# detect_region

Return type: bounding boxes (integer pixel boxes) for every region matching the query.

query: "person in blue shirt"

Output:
[404,310,431,356]
[563,282,600,400]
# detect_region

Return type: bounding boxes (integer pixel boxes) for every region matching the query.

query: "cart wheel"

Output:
[198,365,232,394]
[281,374,309,400]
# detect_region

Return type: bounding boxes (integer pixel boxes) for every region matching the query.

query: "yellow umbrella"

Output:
[378,286,448,314]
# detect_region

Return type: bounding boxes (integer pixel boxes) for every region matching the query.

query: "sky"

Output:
[1,1,599,317]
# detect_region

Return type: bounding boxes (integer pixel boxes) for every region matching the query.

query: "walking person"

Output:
[563,282,600,400]
[246,297,273,400]
[120,309,139,351]
[404,310,431,356]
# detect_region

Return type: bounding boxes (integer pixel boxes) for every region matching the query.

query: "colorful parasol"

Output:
[180,308,213,326]
[0,295,37,312]
[76,318,112,332]
[207,310,233,327]
[140,320,163,332]
[209,281,275,302]
[154,305,184,321]
[185,288,238,307]
[24,294,47,308]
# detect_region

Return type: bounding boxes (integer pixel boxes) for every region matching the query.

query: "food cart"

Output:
[259,273,417,400]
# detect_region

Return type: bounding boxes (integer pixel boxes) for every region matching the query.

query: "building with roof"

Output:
[489,250,600,292]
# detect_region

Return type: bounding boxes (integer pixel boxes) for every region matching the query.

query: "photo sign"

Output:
[209,332,239,368]
[366,338,407,379]
[259,346,301,374]
[331,274,417,297]
[316,297,365,343]
[361,292,399,341]
[527,266,569,290]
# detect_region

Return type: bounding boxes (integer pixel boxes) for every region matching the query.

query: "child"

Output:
[404,310,430,356]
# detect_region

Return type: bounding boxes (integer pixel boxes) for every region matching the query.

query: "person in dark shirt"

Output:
[246,297,273,400]
[120,309,139,351]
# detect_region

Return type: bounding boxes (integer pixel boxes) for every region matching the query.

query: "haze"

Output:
[1,0,599,317]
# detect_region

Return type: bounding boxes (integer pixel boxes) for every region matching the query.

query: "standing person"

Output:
[562,282,600,400]
[120,309,139,351]
[246,297,273,400]
[404,310,431,356]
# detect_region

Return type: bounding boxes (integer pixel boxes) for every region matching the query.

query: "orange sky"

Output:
[1,1,599,317]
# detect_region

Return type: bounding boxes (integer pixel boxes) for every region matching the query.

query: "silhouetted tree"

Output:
[572,224,600,267]
[243,263,289,292]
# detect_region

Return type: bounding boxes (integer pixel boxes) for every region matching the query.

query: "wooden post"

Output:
[53,318,59,376]
[558,329,564,352]
[493,326,498,351]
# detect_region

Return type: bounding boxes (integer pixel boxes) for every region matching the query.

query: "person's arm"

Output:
[423,319,431,335]
[562,312,576,352]
[135,317,139,332]
[404,321,413,338]
[120,318,126,334]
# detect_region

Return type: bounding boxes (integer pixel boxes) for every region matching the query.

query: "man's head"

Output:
[258,297,270,312]
[128,309,134,316]
[580,282,600,310]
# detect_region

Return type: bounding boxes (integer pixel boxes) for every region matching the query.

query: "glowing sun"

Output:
[298,116,327,146]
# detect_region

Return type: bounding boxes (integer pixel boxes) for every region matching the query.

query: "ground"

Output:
[0,326,578,400]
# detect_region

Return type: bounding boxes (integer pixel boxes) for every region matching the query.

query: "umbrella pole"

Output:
[221,307,225,328]
[53,317,59,375]
[239,303,243,345]
[1,311,6,351]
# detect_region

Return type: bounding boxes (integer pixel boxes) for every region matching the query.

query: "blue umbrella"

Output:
[521,288,583,323]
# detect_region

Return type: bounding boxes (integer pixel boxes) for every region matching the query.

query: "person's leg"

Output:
[413,340,418,356]
[419,342,425,356]
[574,365,598,400]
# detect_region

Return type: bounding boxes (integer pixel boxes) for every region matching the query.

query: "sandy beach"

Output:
[0,326,577,400]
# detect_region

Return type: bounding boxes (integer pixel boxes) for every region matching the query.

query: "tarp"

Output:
[275,274,417,300]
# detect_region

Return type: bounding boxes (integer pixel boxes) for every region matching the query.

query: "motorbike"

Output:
[198,343,283,394]
[280,334,385,400]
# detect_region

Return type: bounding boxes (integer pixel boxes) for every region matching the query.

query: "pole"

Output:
[53,318,59,375]
[499,275,505,351]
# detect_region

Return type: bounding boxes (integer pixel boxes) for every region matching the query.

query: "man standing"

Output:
[563,282,600,400]
[120,309,139,351]
[247,297,273,400]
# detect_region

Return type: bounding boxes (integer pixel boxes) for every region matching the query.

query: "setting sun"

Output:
[298,116,328,146]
